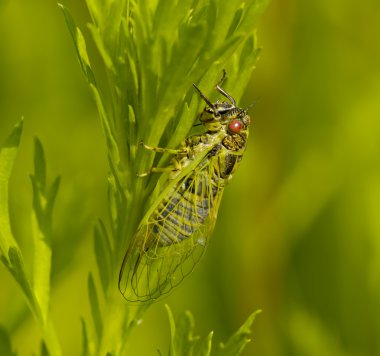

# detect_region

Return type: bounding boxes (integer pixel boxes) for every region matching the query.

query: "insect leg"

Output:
[140,140,187,155]
[137,166,176,177]
[138,156,183,177]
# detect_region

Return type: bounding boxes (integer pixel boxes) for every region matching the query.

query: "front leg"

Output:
[138,140,189,177]
[137,166,177,177]
[140,140,188,155]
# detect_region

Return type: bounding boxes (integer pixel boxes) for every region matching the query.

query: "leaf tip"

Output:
[3,119,24,149]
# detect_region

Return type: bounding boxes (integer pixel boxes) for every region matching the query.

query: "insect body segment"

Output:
[119,75,251,302]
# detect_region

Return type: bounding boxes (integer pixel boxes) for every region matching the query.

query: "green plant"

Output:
[0,0,268,354]
[0,122,262,353]
[59,0,268,353]
[165,306,261,356]
[0,121,61,355]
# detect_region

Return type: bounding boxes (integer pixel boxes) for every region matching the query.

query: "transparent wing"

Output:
[119,157,224,302]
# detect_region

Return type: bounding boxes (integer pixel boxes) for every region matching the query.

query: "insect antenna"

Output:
[216,85,236,107]
[244,96,261,111]
[193,83,217,113]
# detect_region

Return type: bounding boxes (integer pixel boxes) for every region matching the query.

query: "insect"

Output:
[119,72,251,302]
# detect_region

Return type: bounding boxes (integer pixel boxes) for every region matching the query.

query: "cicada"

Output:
[119,73,251,302]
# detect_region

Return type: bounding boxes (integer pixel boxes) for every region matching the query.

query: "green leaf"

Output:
[217,310,262,356]
[166,305,177,356]
[81,318,90,356]
[0,326,15,356]
[33,137,46,190]
[88,24,115,72]
[7,246,35,306]
[0,119,23,257]
[88,84,119,167]
[93,220,112,293]
[40,341,49,356]
[58,3,96,85]
[88,273,102,340]
[166,305,200,356]
[5,246,39,315]
[30,138,60,320]
[225,7,244,39]
[46,176,61,220]
[197,331,213,356]
[174,311,199,356]
[0,123,61,354]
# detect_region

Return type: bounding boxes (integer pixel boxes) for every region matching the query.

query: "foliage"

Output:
[165,306,261,356]
[0,121,61,355]
[59,0,267,354]
[2,0,380,355]
[0,0,267,354]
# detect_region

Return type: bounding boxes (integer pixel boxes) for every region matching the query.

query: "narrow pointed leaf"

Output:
[174,311,199,356]
[58,3,96,85]
[165,304,177,356]
[217,310,261,356]
[93,222,112,293]
[0,119,23,257]
[197,331,213,356]
[88,273,102,340]
[33,138,46,190]
[30,139,60,320]
[40,341,49,356]
[0,326,15,356]
[7,247,38,315]
[81,318,90,356]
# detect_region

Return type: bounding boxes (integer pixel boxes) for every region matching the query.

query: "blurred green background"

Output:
[1,0,380,355]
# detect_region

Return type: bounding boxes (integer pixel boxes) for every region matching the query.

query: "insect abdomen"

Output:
[148,170,215,247]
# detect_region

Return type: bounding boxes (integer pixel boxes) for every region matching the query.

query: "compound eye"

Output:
[228,119,243,133]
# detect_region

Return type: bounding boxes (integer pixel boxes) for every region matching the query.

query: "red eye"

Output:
[228,119,243,133]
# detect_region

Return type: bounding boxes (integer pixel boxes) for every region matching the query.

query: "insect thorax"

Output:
[222,132,247,151]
